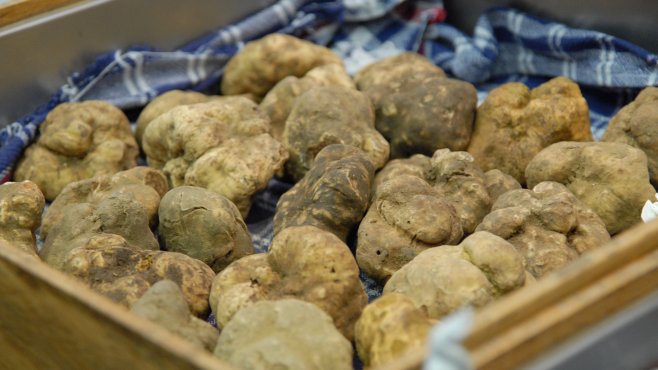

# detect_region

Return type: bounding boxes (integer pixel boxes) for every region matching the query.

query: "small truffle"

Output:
[601,87,658,185]
[159,186,254,272]
[131,280,219,351]
[0,181,45,257]
[355,293,433,368]
[221,33,343,97]
[356,52,477,158]
[274,144,375,241]
[283,86,389,182]
[209,226,367,340]
[525,141,656,234]
[384,231,526,320]
[477,181,610,277]
[14,101,138,200]
[467,77,592,184]
[214,299,352,370]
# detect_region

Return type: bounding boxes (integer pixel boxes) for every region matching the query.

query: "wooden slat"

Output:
[0,242,235,370]
[0,0,83,27]
[373,219,658,370]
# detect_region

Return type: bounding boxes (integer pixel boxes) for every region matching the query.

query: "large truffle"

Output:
[283,85,389,182]
[476,181,610,278]
[62,243,214,316]
[0,181,45,257]
[260,64,355,141]
[159,186,254,273]
[221,33,343,97]
[467,77,592,183]
[14,101,138,200]
[355,293,433,368]
[525,141,656,234]
[274,145,375,242]
[41,167,168,240]
[40,192,159,270]
[209,226,367,340]
[131,280,219,351]
[601,87,658,185]
[384,231,527,320]
[356,52,477,158]
[142,98,287,217]
[214,299,352,370]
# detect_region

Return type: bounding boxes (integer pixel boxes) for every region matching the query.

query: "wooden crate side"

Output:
[0,242,234,370]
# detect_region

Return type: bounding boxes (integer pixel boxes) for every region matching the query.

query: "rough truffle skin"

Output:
[40,192,159,270]
[0,181,45,257]
[467,76,592,184]
[62,243,215,317]
[525,141,656,235]
[159,186,254,273]
[602,87,658,185]
[221,33,343,97]
[135,90,214,146]
[477,181,610,277]
[274,145,375,242]
[355,293,432,368]
[214,299,352,370]
[260,64,355,141]
[356,174,463,282]
[209,226,367,341]
[41,167,168,240]
[384,231,527,320]
[283,85,390,182]
[356,52,477,158]
[131,280,219,351]
[14,101,138,200]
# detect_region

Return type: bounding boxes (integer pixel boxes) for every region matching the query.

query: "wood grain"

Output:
[0,241,234,370]
[0,0,83,27]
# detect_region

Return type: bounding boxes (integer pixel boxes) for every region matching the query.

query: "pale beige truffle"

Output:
[41,167,168,240]
[601,87,658,185]
[355,293,433,368]
[467,77,592,184]
[14,101,138,200]
[209,226,367,340]
[283,85,389,182]
[159,186,253,273]
[525,141,656,234]
[384,231,526,320]
[62,243,214,316]
[0,181,45,257]
[221,33,343,97]
[477,181,610,277]
[131,280,219,351]
[260,64,355,141]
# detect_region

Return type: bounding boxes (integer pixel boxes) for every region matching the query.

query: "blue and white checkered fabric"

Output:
[3,0,658,303]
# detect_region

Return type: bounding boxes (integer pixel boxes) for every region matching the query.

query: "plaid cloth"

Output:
[3,0,658,305]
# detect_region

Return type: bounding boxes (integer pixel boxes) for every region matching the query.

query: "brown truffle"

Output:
[0,181,45,257]
[221,34,343,97]
[467,77,592,184]
[355,293,433,368]
[601,87,658,185]
[209,226,367,340]
[356,52,477,158]
[283,85,389,182]
[214,299,352,370]
[274,144,375,241]
[14,101,138,200]
[477,181,610,277]
[525,141,656,234]
[41,167,168,240]
[159,186,254,272]
[131,280,219,351]
[384,231,527,319]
